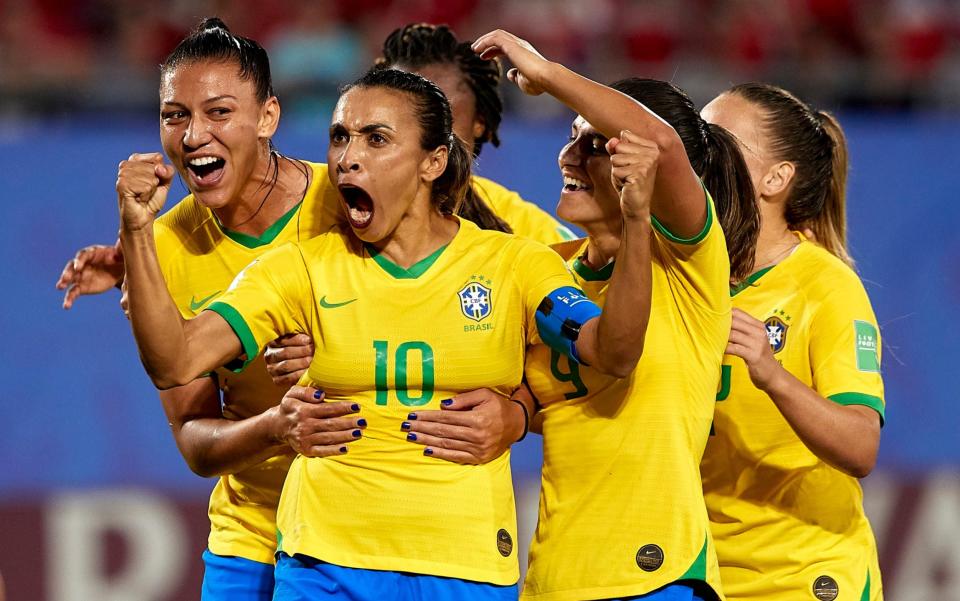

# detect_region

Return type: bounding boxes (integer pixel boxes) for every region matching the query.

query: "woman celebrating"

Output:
[700,83,885,600]
[376,22,574,243]
[472,31,758,601]
[119,66,653,600]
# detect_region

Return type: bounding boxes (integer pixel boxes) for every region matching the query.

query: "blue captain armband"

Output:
[535,286,602,365]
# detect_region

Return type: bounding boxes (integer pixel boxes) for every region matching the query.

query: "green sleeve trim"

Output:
[206,301,260,373]
[678,535,708,582]
[216,201,302,248]
[650,183,713,245]
[829,392,886,426]
[860,570,871,601]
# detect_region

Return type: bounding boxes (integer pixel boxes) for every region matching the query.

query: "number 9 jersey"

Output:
[207,218,584,586]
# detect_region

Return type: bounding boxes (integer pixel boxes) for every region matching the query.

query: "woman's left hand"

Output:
[726,308,784,391]
[403,389,525,465]
[472,29,550,96]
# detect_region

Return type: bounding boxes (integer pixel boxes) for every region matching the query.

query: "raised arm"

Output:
[572,132,654,377]
[118,153,241,388]
[473,29,705,238]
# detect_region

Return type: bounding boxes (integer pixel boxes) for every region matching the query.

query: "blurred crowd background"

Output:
[4,0,960,118]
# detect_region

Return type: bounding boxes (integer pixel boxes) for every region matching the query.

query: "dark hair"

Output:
[376,23,503,158]
[162,17,274,104]
[343,68,509,232]
[729,83,853,266]
[611,78,760,282]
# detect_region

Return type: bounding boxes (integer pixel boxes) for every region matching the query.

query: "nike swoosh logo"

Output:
[189,291,221,311]
[320,296,358,309]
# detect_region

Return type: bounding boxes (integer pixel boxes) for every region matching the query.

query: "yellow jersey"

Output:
[701,235,885,601]
[208,218,582,585]
[154,161,340,564]
[472,175,575,244]
[523,192,730,601]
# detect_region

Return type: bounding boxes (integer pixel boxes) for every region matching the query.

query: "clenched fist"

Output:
[116,152,175,231]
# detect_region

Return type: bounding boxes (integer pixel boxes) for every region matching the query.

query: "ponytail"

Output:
[730,83,854,266]
[702,122,760,281]
[806,111,853,266]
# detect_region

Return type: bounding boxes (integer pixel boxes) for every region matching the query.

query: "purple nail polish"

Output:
[339,446,348,453]
[441,399,453,406]
[407,412,417,420]
[401,421,411,431]
[357,418,367,427]
[423,448,433,456]
[351,403,360,412]
[407,433,417,442]
[352,430,361,438]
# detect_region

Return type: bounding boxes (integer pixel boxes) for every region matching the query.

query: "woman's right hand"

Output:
[472,30,552,96]
[264,334,315,386]
[55,242,125,309]
[607,130,658,221]
[272,386,365,458]
[116,153,175,232]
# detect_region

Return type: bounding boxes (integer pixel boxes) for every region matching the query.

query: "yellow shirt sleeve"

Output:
[808,277,885,422]
[206,242,314,371]
[513,240,584,346]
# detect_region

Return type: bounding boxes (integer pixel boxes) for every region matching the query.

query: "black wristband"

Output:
[510,398,530,442]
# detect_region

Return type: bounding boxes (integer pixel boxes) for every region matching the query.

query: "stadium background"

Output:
[1,1,958,599]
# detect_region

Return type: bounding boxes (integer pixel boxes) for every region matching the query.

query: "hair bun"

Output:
[199,17,230,33]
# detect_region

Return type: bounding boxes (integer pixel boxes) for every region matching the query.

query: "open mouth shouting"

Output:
[339,184,375,229]
[186,155,226,188]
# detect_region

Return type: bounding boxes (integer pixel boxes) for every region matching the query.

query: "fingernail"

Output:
[352,430,361,438]
[407,412,417,420]
[351,403,360,411]
[441,399,453,406]
[339,446,348,453]
[406,433,417,442]
[313,390,324,400]
[357,418,367,427]
[401,421,411,431]
[423,448,433,456]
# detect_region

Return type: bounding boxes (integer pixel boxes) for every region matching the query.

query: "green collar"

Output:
[366,242,449,279]
[730,265,774,297]
[217,201,302,249]
[572,255,614,281]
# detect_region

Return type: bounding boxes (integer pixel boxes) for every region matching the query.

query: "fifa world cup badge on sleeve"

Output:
[854,320,880,372]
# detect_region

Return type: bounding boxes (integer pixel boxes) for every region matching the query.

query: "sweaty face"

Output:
[555,116,621,228]
[327,86,437,243]
[411,62,482,151]
[701,93,770,198]
[160,60,270,209]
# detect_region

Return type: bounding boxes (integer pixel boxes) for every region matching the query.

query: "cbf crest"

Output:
[458,276,493,322]
[764,312,790,354]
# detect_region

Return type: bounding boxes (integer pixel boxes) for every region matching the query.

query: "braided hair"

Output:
[376,23,503,158]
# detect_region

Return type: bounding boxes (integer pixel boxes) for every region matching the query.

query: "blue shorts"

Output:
[273,552,519,601]
[201,549,274,601]
[615,582,715,601]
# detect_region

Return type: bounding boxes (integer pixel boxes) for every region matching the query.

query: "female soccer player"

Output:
[118,66,654,600]
[700,84,885,600]
[55,18,366,601]
[471,31,757,601]
[377,22,573,243]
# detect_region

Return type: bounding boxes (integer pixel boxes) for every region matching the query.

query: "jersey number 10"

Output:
[373,340,435,406]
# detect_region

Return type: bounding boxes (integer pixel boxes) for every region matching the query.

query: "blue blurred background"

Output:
[1,1,959,600]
